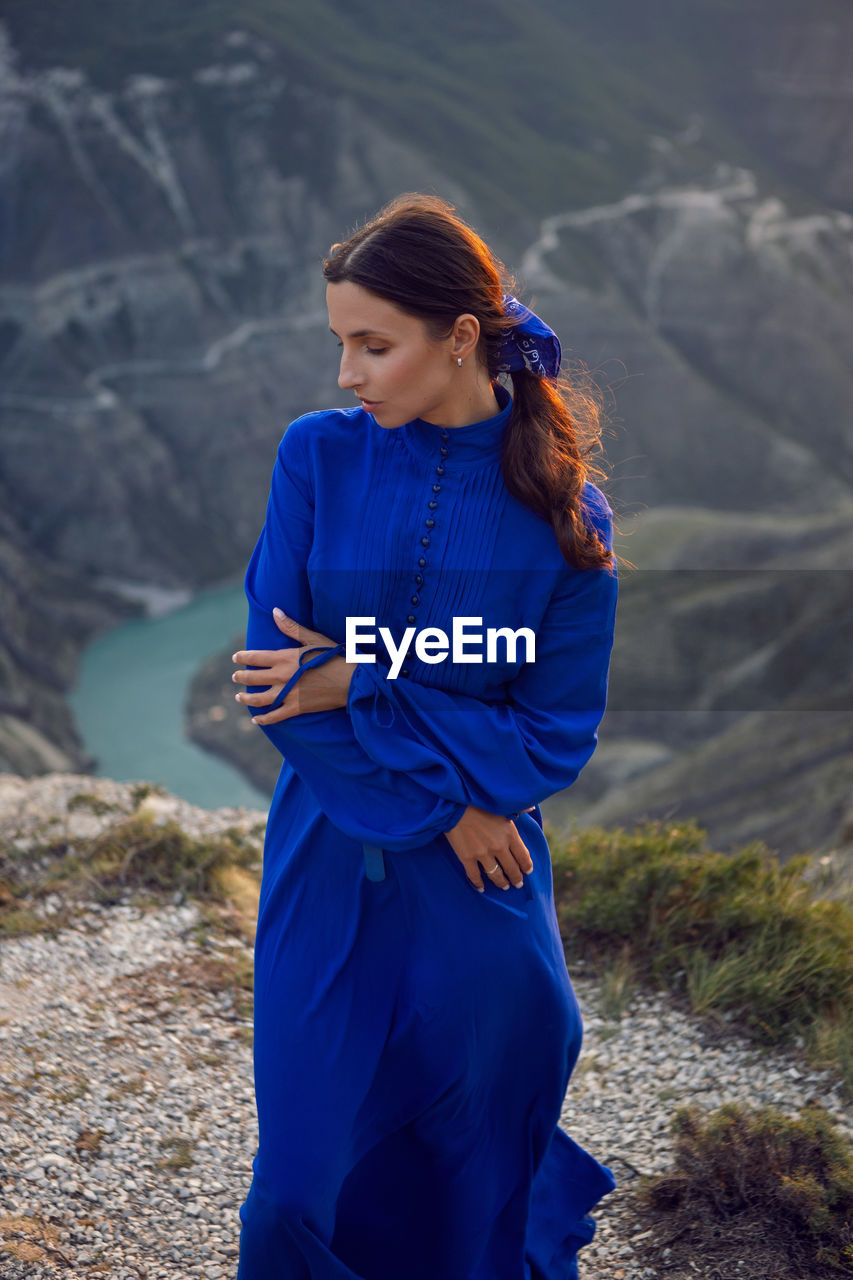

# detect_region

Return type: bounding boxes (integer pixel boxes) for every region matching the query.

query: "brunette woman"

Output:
[232,193,618,1279]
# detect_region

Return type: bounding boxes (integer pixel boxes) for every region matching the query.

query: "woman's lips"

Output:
[359,399,381,412]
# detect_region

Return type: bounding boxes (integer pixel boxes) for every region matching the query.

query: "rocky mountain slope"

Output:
[0,26,470,772]
[1,5,852,860]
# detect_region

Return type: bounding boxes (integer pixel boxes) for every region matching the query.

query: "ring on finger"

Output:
[486,863,501,875]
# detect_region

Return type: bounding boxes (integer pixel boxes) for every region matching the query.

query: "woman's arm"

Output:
[345,510,618,815]
[234,602,539,890]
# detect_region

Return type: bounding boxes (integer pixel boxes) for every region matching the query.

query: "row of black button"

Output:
[400,432,449,678]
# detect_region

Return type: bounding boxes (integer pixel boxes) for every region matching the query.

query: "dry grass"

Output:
[634,1103,853,1277]
[0,809,262,938]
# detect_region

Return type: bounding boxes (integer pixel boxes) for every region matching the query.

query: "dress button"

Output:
[428,501,437,510]
[418,557,426,567]
[415,574,423,585]
[407,614,416,624]
[410,595,419,606]
[440,429,449,439]
[435,465,445,476]
[440,446,449,456]
[421,536,430,547]
[432,483,442,493]
[425,518,435,529]
[401,669,410,678]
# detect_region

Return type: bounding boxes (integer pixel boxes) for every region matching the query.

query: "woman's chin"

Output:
[369,409,404,429]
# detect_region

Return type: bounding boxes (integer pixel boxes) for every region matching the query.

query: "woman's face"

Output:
[326,281,462,430]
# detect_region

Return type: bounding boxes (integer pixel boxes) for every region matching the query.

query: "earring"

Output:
[456,357,463,367]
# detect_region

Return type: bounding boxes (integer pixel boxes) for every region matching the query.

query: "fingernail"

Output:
[476,884,484,892]
[513,881,523,889]
[273,607,285,619]
[234,693,242,702]
[501,884,509,891]
[231,653,238,662]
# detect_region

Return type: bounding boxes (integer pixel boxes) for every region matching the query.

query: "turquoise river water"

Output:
[70,580,272,812]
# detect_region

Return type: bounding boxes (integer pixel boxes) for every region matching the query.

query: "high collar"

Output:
[397,383,512,469]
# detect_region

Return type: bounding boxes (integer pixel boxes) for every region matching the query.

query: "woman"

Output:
[232,194,618,1279]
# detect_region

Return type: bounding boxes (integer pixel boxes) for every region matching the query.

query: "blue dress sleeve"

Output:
[346,502,618,815]
[243,420,467,853]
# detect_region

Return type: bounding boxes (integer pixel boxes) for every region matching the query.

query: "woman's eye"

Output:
[334,341,385,354]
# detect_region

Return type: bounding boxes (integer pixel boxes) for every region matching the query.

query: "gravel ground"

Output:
[1,775,851,1278]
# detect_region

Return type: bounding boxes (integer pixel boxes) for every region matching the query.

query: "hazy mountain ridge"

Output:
[716,4,853,213]
[0,0,722,220]
[5,1,853,220]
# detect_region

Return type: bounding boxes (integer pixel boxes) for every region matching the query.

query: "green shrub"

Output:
[130,782,167,808]
[67,792,120,816]
[76,813,258,902]
[0,812,261,935]
[550,821,853,1068]
[639,1104,853,1275]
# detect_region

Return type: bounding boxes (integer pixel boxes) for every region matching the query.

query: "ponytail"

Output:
[501,369,614,571]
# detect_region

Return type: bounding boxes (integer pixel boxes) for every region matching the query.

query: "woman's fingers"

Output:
[462,851,518,892]
[482,856,513,890]
[462,855,490,892]
[509,824,535,875]
[463,842,529,893]
[271,608,330,646]
[236,685,284,707]
[233,612,336,666]
[482,828,533,890]
[232,649,290,667]
[250,703,288,725]
[233,667,288,686]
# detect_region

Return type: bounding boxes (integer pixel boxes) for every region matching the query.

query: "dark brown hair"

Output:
[323,194,614,571]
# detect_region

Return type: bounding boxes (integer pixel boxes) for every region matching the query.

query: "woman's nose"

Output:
[338,353,358,390]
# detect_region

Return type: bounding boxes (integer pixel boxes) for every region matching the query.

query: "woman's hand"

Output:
[232,608,357,725]
[444,804,536,892]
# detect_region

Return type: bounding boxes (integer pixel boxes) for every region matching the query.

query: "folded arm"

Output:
[345,543,618,814]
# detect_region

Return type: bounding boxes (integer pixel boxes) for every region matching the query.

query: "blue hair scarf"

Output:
[495,295,562,379]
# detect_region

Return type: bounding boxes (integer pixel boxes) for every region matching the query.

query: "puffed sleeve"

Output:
[345,495,618,815]
[243,418,467,853]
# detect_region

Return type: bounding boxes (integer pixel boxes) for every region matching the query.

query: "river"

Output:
[70,580,272,812]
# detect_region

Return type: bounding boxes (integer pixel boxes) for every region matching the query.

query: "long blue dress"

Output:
[237,383,618,1279]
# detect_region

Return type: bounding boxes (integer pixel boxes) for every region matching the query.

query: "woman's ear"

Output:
[450,313,481,362]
